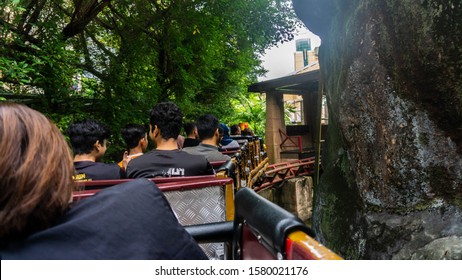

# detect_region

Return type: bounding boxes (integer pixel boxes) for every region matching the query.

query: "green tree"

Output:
[225,92,266,137]
[1,0,300,160]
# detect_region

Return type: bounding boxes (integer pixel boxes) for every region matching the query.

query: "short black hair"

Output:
[230,124,240,135]
[150,102,183,140]
[121,124,146,150]
[195,114,219,140]
[68,119,110,155]
[184,122,197,136]
[242,127,254,136]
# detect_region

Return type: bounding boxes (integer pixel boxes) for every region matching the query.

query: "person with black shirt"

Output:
[126,102,214,178]
[182,121,201,148]
[118,123,148,170]
[183,114,231,162]
[68,119,125,181]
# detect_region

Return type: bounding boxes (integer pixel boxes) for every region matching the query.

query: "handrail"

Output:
[185,222,234,244]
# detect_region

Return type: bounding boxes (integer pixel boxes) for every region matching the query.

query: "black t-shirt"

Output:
[183,138,201,148]
[74,161,125,181]
[0,179,208,260]
[126,149,214,178]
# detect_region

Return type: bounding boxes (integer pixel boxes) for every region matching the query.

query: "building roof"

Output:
[248,63,320,94]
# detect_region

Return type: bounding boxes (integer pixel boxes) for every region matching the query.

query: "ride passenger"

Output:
[118,123,149,170]
[230,123,249,146]
[219,123,240,149]
[241,127,255,136]
[183,114,231,162]
[126,102,214,178]
[230,124,241,136]
[182,121,201,148]
[0,103,207,259]
[68,119,125,181]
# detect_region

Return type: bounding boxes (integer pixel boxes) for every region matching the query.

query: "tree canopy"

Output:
[1,0,300,160]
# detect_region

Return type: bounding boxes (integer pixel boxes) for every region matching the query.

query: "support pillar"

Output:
[265,91,285,164]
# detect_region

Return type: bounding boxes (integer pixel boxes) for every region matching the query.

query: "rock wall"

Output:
[293,0,462,259]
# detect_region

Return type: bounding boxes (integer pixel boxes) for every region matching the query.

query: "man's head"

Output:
[149,102,183,141]
[230,124,241,135]
[219,123,230,136]
[68,119,110,159]
[242,127,254,136]
[121,124,148,152]
[183,122,198,139]
[196,114,219,142]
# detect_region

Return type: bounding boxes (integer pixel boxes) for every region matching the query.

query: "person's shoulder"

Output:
[74,161,121,175]
[179,149,203,157]
[227,140,240,149]
[182,146,196,152]
[93,162,124,179]
[73,161,93,169]
[182,146,202,157]
[177,150,209,164]
[221,141,240,149]
[209,150,231,161]
[128,150,156,165]
[91,161,121,173]
[219,152,232,160]
[95,161,119,168]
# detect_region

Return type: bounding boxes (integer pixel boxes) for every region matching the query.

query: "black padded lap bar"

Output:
[234,188,314,256]
[185,222,234,244]
[215,159,236,178]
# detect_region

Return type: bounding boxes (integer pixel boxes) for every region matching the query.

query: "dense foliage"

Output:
[1,0,300,160]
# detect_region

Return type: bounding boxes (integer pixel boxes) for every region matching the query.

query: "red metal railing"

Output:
[253,157,316,192]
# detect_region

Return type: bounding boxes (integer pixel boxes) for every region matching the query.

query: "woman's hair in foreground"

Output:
[0,103,75,245]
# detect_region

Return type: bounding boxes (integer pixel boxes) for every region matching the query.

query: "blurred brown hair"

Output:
[0,103,76,245]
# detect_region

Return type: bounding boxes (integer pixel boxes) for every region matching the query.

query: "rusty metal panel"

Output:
[163,185,226,259]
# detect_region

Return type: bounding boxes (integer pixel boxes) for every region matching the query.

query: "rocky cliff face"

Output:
[293,0,462,259]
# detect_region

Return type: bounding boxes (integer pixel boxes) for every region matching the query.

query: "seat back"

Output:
[72,176,234,259]
[74,175,216,191]
[160,177,234,259]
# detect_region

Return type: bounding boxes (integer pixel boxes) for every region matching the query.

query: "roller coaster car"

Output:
[72,171,341,260]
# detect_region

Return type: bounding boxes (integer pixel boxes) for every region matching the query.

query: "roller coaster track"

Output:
[253,157,316,192]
